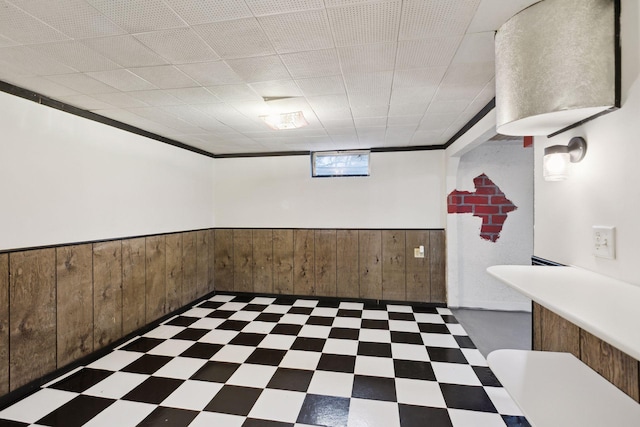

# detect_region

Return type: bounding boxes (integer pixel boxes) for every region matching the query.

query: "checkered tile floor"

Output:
[0,294,531,427]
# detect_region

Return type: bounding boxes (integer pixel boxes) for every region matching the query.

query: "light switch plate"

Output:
[414,247,424,258]
[593,226,615,259]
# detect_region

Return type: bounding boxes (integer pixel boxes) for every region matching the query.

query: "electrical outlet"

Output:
[593,226,615,259]
[414,245,425,258]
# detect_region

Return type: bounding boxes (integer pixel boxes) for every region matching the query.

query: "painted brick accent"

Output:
[447,173,518,242]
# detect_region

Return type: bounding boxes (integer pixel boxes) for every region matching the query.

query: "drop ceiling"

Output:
[0,0,539,155]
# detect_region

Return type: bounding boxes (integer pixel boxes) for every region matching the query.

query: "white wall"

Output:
[213,151,445,229]
[534,0,640,286]
[452,141,533,310]
[0,91,214,251]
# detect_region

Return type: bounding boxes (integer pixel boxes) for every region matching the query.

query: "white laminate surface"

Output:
[487,265,640,361]
[487,350,640,427]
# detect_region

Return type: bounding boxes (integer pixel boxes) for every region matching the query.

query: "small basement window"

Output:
[311,150,370,177]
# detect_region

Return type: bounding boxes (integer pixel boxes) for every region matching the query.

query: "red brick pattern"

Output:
[447,174,517,242]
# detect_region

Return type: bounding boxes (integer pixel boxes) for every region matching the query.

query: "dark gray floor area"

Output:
[451,308,532,358]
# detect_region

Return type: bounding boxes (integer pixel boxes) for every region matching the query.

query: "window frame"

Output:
[311,150,371,178]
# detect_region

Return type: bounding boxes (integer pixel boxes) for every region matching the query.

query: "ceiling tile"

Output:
[163,0,253,25]
[354,117,387,128]
[130,65,198,89]
[440,61,495,87]
[134,28,220,64]
[207,84,262,102]
[385,126,415,144]
[91,92,150,108]
[431,84,483,103]
[296,76,345,97]
[225,55,291,83]
[0,34,18,48]
[249,79,303,97]
[193,18,275,59]
[58,94,114,110]
[396,38,462,69]
[392,67,447,88]
[128,106,201,131]
[321,118,355,130]
[126,89,184,106]
[349,91,390,109]
[44,73,119,94]
[280,49,341,79]
[9,0,126,39]
[166,87,221,104]
[0,1,69,44]
[387,115,422,126]
[427,99,469,114]
[86,0,186,33]
[351,104,388,118]
[307,94,352,121]
[338,43,396,73]
[176,61,244,86]
[387,101,428,117]
[0,46,76,76]
[389,86,436,106]
[87,69,156,91]
[343,71,393,96]
[411,130,442,145]
[418,112,459,132]
[467,0,539,33]
[399,0,481,40]
[28,41,121,72]
[82,35,168,68]
[259,10,333,54]
[327,0,401,46]
[246,0,324,16]
[5,76,80,97]
[450,32,495,64]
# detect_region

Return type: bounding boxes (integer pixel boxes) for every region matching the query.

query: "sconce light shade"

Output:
[543,137,587,181]
[495,0,618,136]
[260,111,308,130]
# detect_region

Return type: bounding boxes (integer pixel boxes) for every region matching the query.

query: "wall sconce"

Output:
[543,137,587,181]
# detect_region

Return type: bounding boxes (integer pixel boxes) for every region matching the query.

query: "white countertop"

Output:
[487,265,640,361]
[488,350,640,426]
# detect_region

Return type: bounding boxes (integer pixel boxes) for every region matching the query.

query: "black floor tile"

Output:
[180,342,223,359]
[473,366,502,387]
[207,310,235,319]
[230,332,267,347]
[49,368,112,393]
[191,361,240,383]
[503,415,532,427]
[122,354,172,374]
[337,309,361,318]
[198,301,225,310]
[291,337,326,352]
[351,375,397,401]
[441,315,459,324]
[289,307,313,315]
[218,320,250,330]
[317,354,356,373]
[329,327,359,340]
[389,312,415,321]
[137,407,198,427]
[165,316,199,327]
[390,331,424,345]
[398,404,452,427]
[243,419,294,427]
[412,306,438,314]
[296,394,350,427]
[173,328,209,341]
[418,323,450,334]
[245,348,287,366]
[243,304,269,312]
[317,300,340,308]
[454,335,476,348]
[267,368,314,392]
[271,324,303,336]
[0,420,29,427]
[440,384,498,413]
[232,295,254,303]
[361,319,389,330]
[357,342,392,357]
[255,313,283,323]
[306,316,334,326]
[273,297,296,306]
[120,337,165,353]
[362,301,386,310]
[122,377,183,404]
[204,385,262,416]
[36,395,114,427]
[394,360,436,381]
[426,347,468,364]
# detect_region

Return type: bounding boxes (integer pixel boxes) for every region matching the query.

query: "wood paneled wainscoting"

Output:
[213,229,446,304]
[533,303,640,402]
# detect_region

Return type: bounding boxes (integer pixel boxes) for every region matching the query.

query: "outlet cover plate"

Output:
[593,225,615,259]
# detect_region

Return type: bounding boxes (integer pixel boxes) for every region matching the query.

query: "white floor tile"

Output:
[180,307,213,318]
[279,350,321,370]
[420,333,460,348]
[219,302,247,311]
[209,344,254,363]
[339,302,364,310]
[390,343,429,361]
[280,313,309,324]
[226,364,278,388]
[0,388,76,423]
[461,348,488,367]
[152,356,207,379]
[437,308,453,315]
[347,398,400,427]
[447,323,467,336]
[431,362,482,386]
[189,317,224,330]
[143,325,184,339]
[358,329,391,343]
[258,334,296,350]
[414,313,445,324]
[448,408,506,427]
[388,320,420,332]
[263,304,291,314]
[209,294,235,302]
[147,339,194,357]
[84,372,148,399]
[386,304,412,313]
[87,350,142,371]
[82,400,155,427]
[311,307,338,317]
[250,297,276,305]
[299,324,331,339]
[189,411,245,427]
[354,355,395,377]
[199,329,238,345]
[248,389,306,423]
[294,299,319,307]
[332,317,362,328]
[160,380,223,411]
[229,310,260,321]
[395,378,446,407]
[322,338,358,355]
[307,371,354,398]
[361,310,389,320]
[241,321,275,334]
[484,386,524,416]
